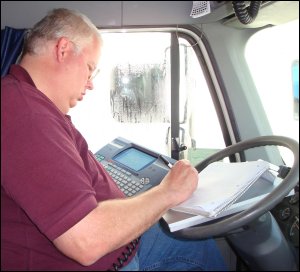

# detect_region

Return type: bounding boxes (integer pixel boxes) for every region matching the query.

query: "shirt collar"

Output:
[8,64,73,120]
[8,64,37,88]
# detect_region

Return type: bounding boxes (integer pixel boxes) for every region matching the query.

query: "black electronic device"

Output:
[94,137,176,196]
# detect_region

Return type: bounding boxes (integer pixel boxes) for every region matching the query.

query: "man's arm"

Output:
[53,160,198,266]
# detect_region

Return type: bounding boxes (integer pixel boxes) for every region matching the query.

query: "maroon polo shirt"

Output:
[1,65,137,270]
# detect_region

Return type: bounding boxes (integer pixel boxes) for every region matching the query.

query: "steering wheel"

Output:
[164,135,299,239]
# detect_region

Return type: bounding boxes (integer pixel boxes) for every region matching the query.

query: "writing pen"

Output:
[159,155,173,169]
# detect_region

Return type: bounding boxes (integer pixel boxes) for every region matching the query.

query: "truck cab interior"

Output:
[1,1,299,271]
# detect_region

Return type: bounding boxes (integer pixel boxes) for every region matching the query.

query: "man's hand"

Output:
[159,159,198,207]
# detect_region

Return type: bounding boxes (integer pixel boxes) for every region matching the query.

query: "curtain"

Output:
[1,26,27,77]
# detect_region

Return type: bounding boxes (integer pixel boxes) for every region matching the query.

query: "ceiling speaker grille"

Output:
[190,1,211,18]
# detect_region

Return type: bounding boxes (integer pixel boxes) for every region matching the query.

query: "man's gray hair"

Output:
[22,8,102,56]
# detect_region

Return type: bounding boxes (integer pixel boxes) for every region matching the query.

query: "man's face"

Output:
[66,36,101,110]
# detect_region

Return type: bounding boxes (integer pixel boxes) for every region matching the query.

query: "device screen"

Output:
[113,147,156,171]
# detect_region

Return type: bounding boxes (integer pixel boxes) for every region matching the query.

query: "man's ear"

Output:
[56,37,72,62]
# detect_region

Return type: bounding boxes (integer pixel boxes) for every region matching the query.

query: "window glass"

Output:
[69,32,171,154]
[69,30,226,164]
[292,60,299,120]
[245,20,299,165]
[108,33,170,123]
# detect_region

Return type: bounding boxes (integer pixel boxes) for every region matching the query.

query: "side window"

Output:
[69,30,226,164]
[108,33,170,124]
[245,19,299,165]
[292,60,299,120]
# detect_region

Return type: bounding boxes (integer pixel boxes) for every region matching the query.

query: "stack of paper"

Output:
[171,160,270,218]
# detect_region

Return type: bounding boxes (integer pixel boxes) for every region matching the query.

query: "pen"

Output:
[159,155,173,169]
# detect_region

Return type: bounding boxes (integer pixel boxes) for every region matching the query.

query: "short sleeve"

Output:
[2,113,98,240]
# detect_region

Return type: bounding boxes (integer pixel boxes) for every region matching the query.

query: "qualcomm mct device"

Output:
[94,137,176,196]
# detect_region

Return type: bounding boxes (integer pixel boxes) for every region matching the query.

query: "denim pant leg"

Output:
[137,222,227,271]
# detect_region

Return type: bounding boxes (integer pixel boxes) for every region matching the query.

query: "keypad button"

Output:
[104,162,148,197]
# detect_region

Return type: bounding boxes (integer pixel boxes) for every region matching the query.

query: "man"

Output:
[1,8,227,270]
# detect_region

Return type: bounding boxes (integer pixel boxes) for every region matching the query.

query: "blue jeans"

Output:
[121,223,227,271]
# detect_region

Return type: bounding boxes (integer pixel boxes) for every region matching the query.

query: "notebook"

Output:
[163,161,279,232]
[171,160,270,218]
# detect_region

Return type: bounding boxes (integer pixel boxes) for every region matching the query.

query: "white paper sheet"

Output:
[172,160,270,217]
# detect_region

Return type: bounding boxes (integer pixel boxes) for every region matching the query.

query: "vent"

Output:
[190,1,211,18]
[190,1,227,18]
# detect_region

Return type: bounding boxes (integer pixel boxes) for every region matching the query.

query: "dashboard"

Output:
[271,184,299,253]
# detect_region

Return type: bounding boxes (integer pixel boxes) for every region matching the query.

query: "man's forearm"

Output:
[53,183,172,266]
